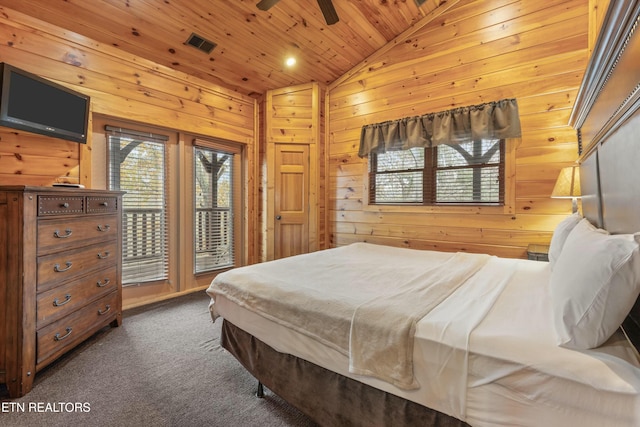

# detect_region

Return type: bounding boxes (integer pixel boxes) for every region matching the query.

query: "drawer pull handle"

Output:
[98,305,111,315]
[53,229,73,238]
[61,202,70,209]
[54,327,73,341]
[97,224,111,232]
[97,251,111,259]
[53,294,72,307]
[100,202,109,207]
[97,278,111,288]
[53,262,73,272]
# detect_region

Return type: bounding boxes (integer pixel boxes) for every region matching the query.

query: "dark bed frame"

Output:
[221,1,640,425]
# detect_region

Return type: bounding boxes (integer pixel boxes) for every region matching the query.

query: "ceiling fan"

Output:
[256,0,340,25]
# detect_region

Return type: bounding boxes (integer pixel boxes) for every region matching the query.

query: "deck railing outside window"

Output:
[195,207,233,270]
[121,207,166,283]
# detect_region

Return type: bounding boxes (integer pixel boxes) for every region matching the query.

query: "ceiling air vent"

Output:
[185,33,216,54]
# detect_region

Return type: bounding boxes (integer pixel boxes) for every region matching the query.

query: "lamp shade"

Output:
[551,166,581,198]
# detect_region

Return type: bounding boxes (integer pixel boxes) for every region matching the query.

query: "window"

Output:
[98,117,246,300]
[193,145,235,273]
[107,126,169,286]
[369,139,504,205]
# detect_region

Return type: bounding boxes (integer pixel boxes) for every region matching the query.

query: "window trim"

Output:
[95,115,250,305]
[363,138,517,215]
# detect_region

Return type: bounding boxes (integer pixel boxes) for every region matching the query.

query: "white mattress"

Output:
[207,243,640,427]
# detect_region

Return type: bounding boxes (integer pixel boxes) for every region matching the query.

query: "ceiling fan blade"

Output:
[317,0,339,25]
[256,0,281,11]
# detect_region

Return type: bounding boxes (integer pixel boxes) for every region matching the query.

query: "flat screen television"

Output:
[0,63,90,144]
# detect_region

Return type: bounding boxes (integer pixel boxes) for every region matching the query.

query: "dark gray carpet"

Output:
[0,291,318,427]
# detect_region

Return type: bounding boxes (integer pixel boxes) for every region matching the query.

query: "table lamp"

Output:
[551,165,581,213]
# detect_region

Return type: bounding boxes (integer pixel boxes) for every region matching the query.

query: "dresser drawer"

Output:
[37,241,118,292]
[36,291,118,367]
[38,215,119,255]
[36,265,119,328]
[38,195,84,216]
[87,196,119,214]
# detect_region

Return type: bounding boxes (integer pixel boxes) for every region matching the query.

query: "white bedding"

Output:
[209,243,502,391]
[206,243,640,427]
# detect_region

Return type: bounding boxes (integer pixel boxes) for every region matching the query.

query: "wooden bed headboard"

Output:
[570,0,640,349]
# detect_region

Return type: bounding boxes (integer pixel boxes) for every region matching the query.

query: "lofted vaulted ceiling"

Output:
[1,0,447,97]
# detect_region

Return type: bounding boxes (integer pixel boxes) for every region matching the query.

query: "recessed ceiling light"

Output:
[285,57,296,67]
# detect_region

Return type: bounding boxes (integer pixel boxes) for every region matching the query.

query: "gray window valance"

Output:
[358,98,522,158]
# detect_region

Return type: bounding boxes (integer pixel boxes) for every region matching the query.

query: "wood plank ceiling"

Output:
[1,0,443,97]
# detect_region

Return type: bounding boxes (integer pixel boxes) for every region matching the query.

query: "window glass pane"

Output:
[436,168,473,202]
[480,166,501,200]
[437,144,468,167]
[437,140,500,167]
[371,148,424,203]
[194,147,234,273]
[108,133,168,285]
[375,171,423,203]
[435,139,501,203]
[436,166,500,202]
[373,148,424,172]
[369,138,503,205]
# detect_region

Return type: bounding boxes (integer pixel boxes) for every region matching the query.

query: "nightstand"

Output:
[527,244,550,262]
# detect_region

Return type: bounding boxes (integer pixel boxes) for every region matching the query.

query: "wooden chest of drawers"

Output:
[0,186,124,398]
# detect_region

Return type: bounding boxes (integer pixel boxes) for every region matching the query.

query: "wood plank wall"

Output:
[0,6,258,259]
[262,83,325,260]
[0,6,256,180]
[588,0,612,55]
[0,0,597,267]
[326,0,589,258]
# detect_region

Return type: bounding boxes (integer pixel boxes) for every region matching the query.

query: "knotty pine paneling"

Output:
[326,0,589,258]
[588,0,612,55]
[0,6,259,274]
[0,0,440,97]
[264,83,325,260]
[0,131,80,185]
[0,6,256,187]
[268,88,316,144]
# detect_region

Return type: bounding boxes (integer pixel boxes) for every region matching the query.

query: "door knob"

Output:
[276,215,282,220]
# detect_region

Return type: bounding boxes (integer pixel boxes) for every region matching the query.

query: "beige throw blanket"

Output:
[349,252,489,389]
[208,244,490,390]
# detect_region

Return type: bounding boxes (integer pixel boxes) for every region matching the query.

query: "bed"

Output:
[209,240,640,426]
[206,2,640,426]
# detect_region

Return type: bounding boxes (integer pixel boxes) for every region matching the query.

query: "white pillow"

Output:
[550,219,640,349]
[548,213,582,270]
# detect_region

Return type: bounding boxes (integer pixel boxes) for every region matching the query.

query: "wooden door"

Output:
[274,143,310,259]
